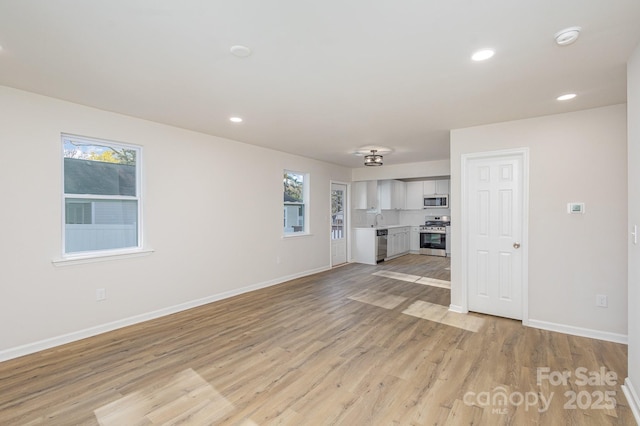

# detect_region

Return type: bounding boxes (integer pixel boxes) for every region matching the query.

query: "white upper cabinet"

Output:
[394,180,406,209]
[353,180,378,210]
[423,180,436,195]
[404,179,451,209]
[405,181,424,210]
[435,179,450,195]
[367,180,378,210]
[379,180,406,210]
[355,178,449,211]
[423,179,450,195]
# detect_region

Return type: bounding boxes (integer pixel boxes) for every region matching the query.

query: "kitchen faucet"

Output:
[374,213,384,227]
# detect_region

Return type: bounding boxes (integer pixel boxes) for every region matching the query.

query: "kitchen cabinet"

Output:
[353,181,367,209]
[379,180,406,210]
[387,228,399,258]
[405,182,424,210]
[436,179,450,195]
[424,179,450,195]
[353,226,409,264]
[410,226,420,253]
[353,228,378,265]
[355,178,450,212]
[446,225,451,256]
[402,229,409,253]
[405,179,450,210]
[387,226,410,259]
[353,180,378,210]
[422,180,436,195]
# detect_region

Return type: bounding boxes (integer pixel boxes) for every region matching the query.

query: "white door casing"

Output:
[462,149,529,321]
[331,183,348,267]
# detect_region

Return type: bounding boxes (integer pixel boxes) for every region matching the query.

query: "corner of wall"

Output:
[622,377,640,425]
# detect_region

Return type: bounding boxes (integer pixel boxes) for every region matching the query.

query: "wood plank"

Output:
[0,255,631,425]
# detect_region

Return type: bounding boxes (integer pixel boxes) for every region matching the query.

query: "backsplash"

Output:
[400,209,451,226]
[352,210,400,227]
[352,209,450,228]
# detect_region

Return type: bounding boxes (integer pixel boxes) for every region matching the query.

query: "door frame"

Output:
[330,180,351,267]
[460,148,530,324]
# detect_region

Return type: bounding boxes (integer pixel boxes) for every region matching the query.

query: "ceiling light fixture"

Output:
[471,49,495,61]
[556,93,576,101]
[229,116,243,123]
[230,45,252,58]
[554,27,582,46]
[364,150,383,166]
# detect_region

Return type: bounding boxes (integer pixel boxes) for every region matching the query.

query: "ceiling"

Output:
[1,1,639,168]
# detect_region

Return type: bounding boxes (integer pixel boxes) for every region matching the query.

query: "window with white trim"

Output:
[62,134,141,255]
[283,171,308,235]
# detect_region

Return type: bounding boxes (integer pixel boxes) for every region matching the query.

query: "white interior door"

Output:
[465,151,526,320]
[331,183,347,267]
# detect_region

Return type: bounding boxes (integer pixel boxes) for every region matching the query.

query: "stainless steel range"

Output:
[420,215,450,257]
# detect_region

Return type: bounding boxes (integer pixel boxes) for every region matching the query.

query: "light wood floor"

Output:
[0,255,632,425]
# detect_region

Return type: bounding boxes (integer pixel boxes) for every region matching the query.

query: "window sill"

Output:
[282,233,313,239]
[52,248,155,267]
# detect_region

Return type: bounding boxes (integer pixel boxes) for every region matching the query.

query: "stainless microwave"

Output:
[423,194,449,208]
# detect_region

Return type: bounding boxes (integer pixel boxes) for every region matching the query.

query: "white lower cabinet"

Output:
[353,228,377,265]
[353,226,411,265]
[410,226,420,253]
[386,227,410,259]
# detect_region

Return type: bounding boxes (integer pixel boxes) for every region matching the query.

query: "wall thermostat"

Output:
[567,202,585,214]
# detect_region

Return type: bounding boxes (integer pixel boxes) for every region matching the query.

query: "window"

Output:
[62,134,141,255]
[283,171,308,235]
[331,186,345,240]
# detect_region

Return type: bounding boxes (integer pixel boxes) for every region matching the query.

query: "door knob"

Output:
[513,242,521,249]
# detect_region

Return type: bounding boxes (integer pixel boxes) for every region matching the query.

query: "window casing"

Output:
[283,171,308,235]
[62,134,142,256]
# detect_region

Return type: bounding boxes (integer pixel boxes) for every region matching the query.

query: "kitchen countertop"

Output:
[353,225,413,230]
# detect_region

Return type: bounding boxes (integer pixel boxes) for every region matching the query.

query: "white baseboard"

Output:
[449,304,467,314]
[527,319,628,344]
[0,265,330,363]
[623,377,640,425]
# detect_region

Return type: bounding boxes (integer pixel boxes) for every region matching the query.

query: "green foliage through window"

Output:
[284,171,307,234]
[284,172,303,203]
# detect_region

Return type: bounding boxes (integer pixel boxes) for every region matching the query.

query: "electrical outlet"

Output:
[96,288,106,301]
[596,294,607,308]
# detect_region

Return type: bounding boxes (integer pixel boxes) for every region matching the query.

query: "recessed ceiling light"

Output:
[229,117,243,123]
[471,49,495,61]
[230,45,252,58]
[554,27,582,46]
[557,93,577,101]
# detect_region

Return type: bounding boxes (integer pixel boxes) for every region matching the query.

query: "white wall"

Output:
[450,105,628,339]
[0,86,351,359]
[626,41,640,418]
[352,159,450,181]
